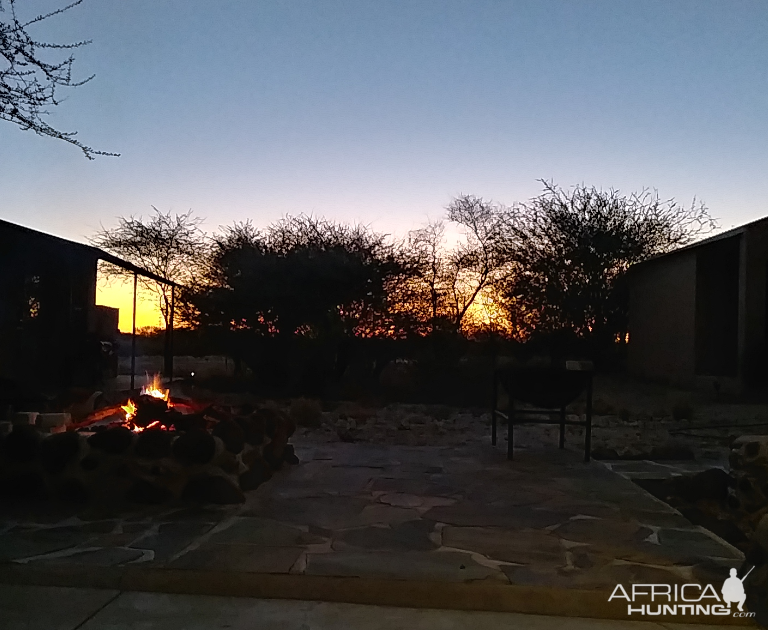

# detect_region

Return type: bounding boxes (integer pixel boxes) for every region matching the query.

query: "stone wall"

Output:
[0,406,297,506]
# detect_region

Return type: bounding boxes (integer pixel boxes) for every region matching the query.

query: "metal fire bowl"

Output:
[498,365,590,409]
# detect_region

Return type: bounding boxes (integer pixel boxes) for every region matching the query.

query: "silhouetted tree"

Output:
[0,0,117,159]
[444,195,511,332]
[190,215,404,339]
[501,180,717,347]
[395,220,451,334]
[91,208,208,328]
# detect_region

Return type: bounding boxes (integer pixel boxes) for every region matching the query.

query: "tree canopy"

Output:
[500,180,717,344]
[188,215,404,339]
[91,181,718,358]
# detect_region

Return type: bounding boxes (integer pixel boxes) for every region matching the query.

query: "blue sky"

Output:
[2,0,767,244]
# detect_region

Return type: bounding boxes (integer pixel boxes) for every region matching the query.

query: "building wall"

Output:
[628,251,698,385]
[0,224,100,389]
[694,235,741,378]
[741,222,768,387]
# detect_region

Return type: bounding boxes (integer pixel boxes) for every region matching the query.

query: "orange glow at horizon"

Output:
[96,273,164,333]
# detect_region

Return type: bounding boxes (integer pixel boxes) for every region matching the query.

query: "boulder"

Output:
[730,435,768,472]
[39,431,83,474]
[239,466,268,491]
[212,419,245,454]
[256,406,289,437]
[170,413,207,433]
[754,513,768,555]
[262,441,284,470]
[37,412,72,431]
[236,415,265,446]
[240,444,263,469]
[173,429,216,465]
[4,424,41,463]
[1,471,48,501]
[126,478,174,504]
[182,474,245,504]
[11,412,38,427]
[53,477,89,503]
[88,427,134,455]
[135,429,174,459]
[284,443,300,465]
[79,455,100,471]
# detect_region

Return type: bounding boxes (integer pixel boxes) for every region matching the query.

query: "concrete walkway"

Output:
[0,441,751,624]
[0,584,748,630]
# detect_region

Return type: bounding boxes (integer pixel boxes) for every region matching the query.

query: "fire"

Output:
[121,399,137,422]
[120,374,172,432]
[140,373,170,402]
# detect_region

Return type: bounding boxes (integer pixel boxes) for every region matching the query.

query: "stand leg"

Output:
[584,376,593,462]
[508,399,514,460]
[491,371,497,446]
[559,406,565,449]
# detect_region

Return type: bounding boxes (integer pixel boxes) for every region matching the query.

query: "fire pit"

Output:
[491,360,594,462]
[0,375,298,507]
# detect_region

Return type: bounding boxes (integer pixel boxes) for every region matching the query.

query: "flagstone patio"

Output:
[0,439,747,621]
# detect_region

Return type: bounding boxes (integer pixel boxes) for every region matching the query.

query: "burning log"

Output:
[68,405,124,431]
[133,394,169,427]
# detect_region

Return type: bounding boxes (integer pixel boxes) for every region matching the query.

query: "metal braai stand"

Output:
[491,360,594,462]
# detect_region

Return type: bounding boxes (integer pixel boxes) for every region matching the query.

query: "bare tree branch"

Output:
[0,0,118,159]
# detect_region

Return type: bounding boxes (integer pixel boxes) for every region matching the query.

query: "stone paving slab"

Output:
[169,543,305,573]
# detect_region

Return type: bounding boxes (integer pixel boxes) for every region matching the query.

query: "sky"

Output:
[2,0,767,329]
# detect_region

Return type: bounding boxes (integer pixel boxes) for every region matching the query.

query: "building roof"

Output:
[0,217,178,286]
[628,214,768,272]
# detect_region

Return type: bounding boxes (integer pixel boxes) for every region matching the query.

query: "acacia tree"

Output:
[190,215,403,339]
[91,208,208,329]
[0,0,117,158]
[397,219,450,334]
[501,180,717,345]
[444,195,511,333]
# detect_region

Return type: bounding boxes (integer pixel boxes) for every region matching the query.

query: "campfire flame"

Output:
[120,374,172,433]
[121,399,137,422]
[140,373,170,402]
